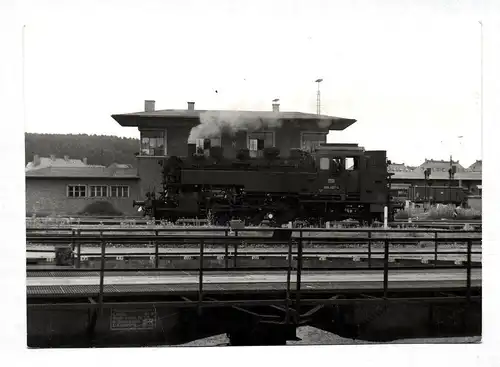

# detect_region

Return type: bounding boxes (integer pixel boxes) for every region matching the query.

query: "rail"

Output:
[26,227,482,320]
[25,217,482,230]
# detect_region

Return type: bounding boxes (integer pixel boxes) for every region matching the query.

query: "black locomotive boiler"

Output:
[134,140,392,226]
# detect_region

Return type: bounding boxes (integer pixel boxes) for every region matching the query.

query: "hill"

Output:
[25,133,139,167]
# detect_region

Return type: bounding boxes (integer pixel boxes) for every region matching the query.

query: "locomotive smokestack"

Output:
[145,100,155,112]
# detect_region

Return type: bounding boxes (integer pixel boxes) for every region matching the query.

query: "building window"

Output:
[141,130,167,156]
[110,185,130,198]
[248,132,274,157]
[89,185,108,198]
[301,132,327,152]
[67,185,86,198]
[195,137,221,153]
[209,136,221,147]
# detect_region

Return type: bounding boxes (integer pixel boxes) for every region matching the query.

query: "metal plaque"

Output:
[110,308,157,331]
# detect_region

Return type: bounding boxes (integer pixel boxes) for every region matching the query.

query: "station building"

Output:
[25,155,140,216]
[111,100,357,197]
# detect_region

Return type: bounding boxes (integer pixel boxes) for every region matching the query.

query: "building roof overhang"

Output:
[112,109,357,131]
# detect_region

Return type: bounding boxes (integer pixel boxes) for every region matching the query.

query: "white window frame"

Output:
[140,129,167,157]
[109,185,130,198]
[195,138,205,153]
[67,184,87,198]
[247,131,275,150]
[89,185,108,198]
[300,131,327,152]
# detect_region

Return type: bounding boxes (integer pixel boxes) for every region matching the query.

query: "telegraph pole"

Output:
[315,79,323,115]
[449,154,453,204]
[479,20,483,159]
[22,25,26,127]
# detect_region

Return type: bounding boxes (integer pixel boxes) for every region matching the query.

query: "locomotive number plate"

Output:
[324,185,339,190]
[327,179,336,184]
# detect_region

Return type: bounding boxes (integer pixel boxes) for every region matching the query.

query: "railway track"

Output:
[26,217,482,230]
[26,245,483,265]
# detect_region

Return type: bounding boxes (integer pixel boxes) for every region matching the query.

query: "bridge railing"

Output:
[26,227,481,270]
[26,227,481,316]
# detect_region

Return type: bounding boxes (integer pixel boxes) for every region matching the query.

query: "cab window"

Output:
[331,157,343,173]
[346,157,359,170]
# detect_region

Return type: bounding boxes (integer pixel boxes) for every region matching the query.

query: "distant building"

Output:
[390,158,481,196]
[25,154,101,172]
[416,159,465,173]
[467,160,482,172]
[388,163,413,172]
[25,155,140,216]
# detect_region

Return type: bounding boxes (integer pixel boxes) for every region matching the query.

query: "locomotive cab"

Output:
[313,144,365,200]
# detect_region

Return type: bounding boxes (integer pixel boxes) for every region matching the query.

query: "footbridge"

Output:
[26,227,482,347]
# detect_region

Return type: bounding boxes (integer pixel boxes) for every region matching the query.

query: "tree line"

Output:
[25,133,139,167]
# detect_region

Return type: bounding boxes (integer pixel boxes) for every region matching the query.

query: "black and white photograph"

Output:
[2,0,499,363]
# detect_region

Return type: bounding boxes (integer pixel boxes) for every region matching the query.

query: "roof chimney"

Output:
[50,154,56,162]
[145,100,155,112]
[33,154,40,167]
[64,155,69,162]
[187,101,195,111]
[83,157,88,165]
[272,98,280,112]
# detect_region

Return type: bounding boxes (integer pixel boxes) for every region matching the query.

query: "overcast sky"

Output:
[19,0,492,167]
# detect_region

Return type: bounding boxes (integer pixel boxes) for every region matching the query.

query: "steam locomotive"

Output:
[133,139,393,226]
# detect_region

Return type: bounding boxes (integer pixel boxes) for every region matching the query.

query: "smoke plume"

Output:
[188,111,283,143]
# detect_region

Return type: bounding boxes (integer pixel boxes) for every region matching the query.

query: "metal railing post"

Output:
[434,231,438,267]
[71,228,75,251]
[368,230,372,268]
[98,231,106,314]
[285,238,293,324]
[198,238,205,314]
[295,230,303,323]
[71,228,75,266]
[224,229,229,270]
[233,229,238,268]
[76,229,81,268]
[383,238,389,299]
[154,230,159,269]
[466,239,472,302]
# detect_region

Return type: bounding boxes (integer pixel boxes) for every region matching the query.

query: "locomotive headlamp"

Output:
[138,207,143,212]
[267,213,274,219]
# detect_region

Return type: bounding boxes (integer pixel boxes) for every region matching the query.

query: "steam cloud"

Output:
[188,111,283,143]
